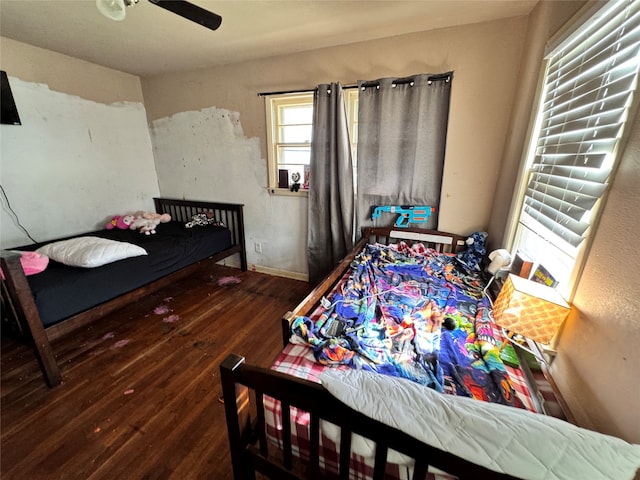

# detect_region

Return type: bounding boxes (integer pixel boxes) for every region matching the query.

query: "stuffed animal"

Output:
[456,231,488,272]
[130,216,159,235]
[185,211,223,228]
[142,212,171,223]
[105,214,135,230]
[129,212,171,235]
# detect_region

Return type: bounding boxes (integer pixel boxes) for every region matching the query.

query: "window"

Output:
[509,0,640,297]
[265,93,313,195]
[265,90,359,195]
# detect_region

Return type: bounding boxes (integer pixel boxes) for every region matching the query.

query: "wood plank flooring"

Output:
[1,265,311,480]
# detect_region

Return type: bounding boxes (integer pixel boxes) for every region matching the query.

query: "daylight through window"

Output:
[264,90,358,195]
[510,0,640,297]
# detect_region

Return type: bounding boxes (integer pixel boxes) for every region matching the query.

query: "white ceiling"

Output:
[0,0,537,78]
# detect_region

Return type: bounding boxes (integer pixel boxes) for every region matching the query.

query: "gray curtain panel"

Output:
[307,83,354,283]
[355,73,452,234]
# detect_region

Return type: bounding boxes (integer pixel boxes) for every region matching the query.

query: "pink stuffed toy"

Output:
[142,212,171,223]
[129,212,171,235]
[0,251,49,280]
[106,214,135,230]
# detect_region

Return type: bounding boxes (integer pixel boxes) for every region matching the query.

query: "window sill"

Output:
[267,187,309,198]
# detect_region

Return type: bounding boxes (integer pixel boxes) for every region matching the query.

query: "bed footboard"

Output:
[219,354,515,480]
[362,227,467,254]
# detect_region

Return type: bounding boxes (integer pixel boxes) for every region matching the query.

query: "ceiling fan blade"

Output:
[148,0,222,31]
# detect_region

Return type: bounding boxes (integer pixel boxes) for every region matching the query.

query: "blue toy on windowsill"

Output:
[371,205,435,228]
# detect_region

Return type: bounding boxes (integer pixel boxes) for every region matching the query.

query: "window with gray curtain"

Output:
[307,83,354,283]
[307,75,453,283]
[355,74,453,234]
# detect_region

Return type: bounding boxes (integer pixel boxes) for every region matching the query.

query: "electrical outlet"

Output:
[254,242,262,254]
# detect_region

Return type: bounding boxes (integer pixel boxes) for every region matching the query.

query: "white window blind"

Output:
[522,0,640,253]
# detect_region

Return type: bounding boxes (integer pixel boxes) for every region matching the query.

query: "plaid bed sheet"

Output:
[266,342,439,480]
[265,339,536,480]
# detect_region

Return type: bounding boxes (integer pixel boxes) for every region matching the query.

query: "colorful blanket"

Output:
[292,242,521,407]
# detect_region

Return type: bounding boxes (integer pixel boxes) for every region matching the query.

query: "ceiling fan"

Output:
[96,0,222,31]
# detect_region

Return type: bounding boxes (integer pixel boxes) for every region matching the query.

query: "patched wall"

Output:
[0,77,158,248]
[150,107,308,275]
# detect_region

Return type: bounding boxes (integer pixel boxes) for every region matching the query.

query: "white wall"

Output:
[551,107,640,443]
[149,107,308,276]
[0,77,159,248]
[0,39,159,249]
[142,16,529,279]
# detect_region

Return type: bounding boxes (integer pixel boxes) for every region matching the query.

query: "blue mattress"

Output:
[19,221,231,327]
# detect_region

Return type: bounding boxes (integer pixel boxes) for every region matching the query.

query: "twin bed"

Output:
[220,227,640,480]
[1,197,246,387]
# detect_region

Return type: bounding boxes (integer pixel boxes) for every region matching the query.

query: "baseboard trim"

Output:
[250,264,309,282]
[215,257,309,282]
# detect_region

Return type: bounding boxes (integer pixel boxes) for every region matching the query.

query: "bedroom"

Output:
[0,0,638,475]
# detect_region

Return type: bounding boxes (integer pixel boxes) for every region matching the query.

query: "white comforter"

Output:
[319,369,640,480]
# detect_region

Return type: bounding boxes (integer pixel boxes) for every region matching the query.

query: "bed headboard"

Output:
[362,227,467,254]
[154,197,246,256]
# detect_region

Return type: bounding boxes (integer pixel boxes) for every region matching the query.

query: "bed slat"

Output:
[256,392,268,457]
[412,459,429,480]
[372,444,388,480]
[309,413,321,478]
[281,400,293,470]
[390,230,452,244]
[338,427,351,480]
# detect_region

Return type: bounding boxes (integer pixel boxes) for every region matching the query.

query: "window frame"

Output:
[265,92,314,197]
[264,89,359,197]
[505,0,640,299]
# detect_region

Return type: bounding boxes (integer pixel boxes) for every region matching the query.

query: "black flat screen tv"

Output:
[1,70,22,125]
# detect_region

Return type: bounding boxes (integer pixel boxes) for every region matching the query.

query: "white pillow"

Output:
[319,369,640,480]
[36,236,147,268]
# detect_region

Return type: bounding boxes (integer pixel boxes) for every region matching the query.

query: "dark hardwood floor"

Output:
[1,265,311,480]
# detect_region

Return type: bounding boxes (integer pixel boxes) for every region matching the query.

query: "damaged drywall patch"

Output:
[149,105,308,276]
[1,77,158,249]
[149,106,265,200]
[153,107,248,140]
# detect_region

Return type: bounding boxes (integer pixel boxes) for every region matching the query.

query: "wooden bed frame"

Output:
[220,354,514,480]
[220,227,522,480]
[0,197,246,387]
